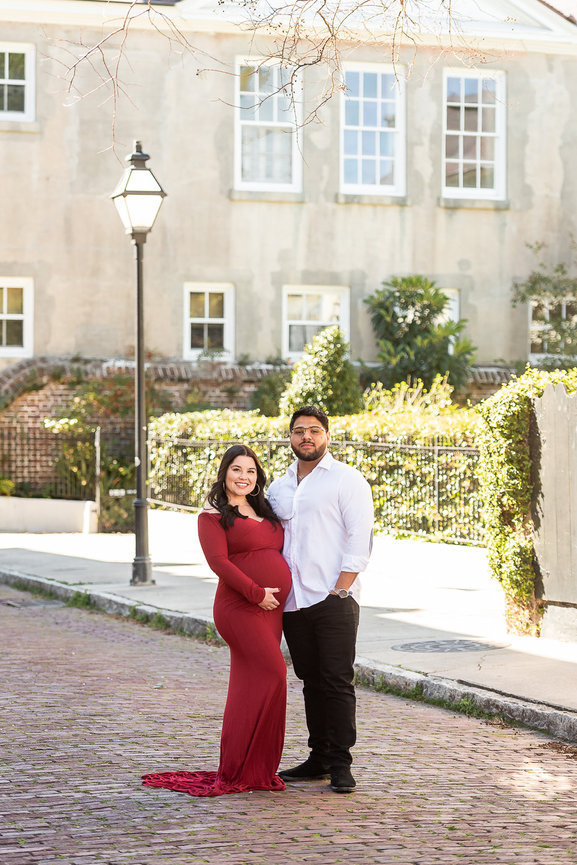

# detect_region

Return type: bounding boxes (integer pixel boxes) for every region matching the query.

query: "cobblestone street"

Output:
[2,583,577,865]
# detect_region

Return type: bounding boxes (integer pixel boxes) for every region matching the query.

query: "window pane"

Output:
[0,54,5,77]
[549,302,563,322]
[344,129,358,156]
[445,162,460,187]
[241,126,292,183]
[240,94,258,119]
[480,137,494,160]
[305,294,322,320]
[206,324,224,349]
[259,66,275,94]
[362,159,376,185]
[0,287,3,312]
[344,158,357,184]
[462,135,476,159]
[5,319,23,346]
[345,71,359,97]
[481,79,496,104]
[289,324,307,353]
[257,98,274,122]
[208,292,224,318]
[287,293,303,319]
[482,107,495,133]
[363,101,377,126]
[0,86,4,112]
[345,99,359,126]
[446,77,461,102]
[530,333,545,353]
[381,73,395,96]
[380,131,394,156]
[463,164,477,187]
[445,135,459,158]
[190,324,205,349]
[380,105,396,128]
[8,53,25,80]
[363,73,377,98]
[240,65,256,93]
[464,78,478,103]
[362,130,376,155]
[464,106,478,132]
[480,165,494,189]
[379,160,394,185]
[6,286,23,314]
[532,301,548,323]
[189,292,205,318]
[7,84,24,112]
[446,106,460,131]
[565,301,577,320]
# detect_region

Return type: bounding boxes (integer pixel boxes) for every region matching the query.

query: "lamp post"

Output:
[111,141,166,586]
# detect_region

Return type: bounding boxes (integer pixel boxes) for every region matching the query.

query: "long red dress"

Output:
[142,511,292,797]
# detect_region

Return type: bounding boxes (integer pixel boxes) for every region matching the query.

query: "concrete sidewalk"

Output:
[2,510,577,741]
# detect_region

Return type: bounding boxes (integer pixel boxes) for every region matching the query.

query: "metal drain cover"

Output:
[0,598,64,609]
[391,639,507,653]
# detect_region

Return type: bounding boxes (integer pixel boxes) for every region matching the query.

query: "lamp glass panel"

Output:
[122,194,163,231]
[125,169,163,193]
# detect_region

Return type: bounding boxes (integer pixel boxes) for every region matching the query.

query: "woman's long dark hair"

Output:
[206,444,280,530]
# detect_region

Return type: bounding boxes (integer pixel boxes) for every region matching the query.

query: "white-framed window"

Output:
[234,59,302,192]
[0,278,34,358]
[443,69,506,199]
[282,285,350,360]
[341,64,406,196]
[529,298,577,358]
[0,44,35,122]
[183,283,235,360]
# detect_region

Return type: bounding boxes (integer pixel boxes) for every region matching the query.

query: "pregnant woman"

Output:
[142,444,292,796]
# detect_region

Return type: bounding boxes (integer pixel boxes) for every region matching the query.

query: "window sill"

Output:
[438,196,509,210]
[0,120,40,134]
[229,189,305,203]
[335,193,409,206]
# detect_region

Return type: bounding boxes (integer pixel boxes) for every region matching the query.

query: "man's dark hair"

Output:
[289,406,329,432]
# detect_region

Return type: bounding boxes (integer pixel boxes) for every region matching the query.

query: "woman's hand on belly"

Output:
[258,588,280,610]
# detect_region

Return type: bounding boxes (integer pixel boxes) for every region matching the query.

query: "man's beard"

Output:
[291,441,327,462]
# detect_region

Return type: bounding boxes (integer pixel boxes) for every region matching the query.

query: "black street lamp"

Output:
[111,141,166,586]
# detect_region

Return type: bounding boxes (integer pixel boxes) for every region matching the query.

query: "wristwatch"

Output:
[332,588,351,599]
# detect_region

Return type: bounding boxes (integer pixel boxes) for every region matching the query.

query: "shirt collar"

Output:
[289,450,334,475]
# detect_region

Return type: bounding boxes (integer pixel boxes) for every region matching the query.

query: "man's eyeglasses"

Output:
[290,426,326,437]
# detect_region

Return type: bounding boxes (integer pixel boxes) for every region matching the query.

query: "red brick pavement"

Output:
[1,583,577,865]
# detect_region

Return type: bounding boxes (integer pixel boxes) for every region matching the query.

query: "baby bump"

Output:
[231,549,291,605]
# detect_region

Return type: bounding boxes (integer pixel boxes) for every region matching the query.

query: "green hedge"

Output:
[476,366,577,634]
[148,404,481,542]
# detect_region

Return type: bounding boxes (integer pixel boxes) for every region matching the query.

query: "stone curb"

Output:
[2,568,576,743]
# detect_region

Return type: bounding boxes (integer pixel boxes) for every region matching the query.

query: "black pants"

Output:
[283,594,360,769]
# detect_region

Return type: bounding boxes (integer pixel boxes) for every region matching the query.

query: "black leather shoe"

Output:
[330,767,356,793]
[278,759,331,781]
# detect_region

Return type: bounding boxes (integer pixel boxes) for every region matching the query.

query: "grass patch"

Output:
[357,673,520,728]
[66,591,98,610]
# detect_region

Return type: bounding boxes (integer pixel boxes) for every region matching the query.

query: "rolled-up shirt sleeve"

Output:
[338,470,374,574]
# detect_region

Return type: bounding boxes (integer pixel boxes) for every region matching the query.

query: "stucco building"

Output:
[0,0,576,375]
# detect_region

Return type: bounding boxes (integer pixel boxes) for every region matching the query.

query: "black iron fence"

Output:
[0,426,99,500]
[148,436,484,545]
[0,427,484,543]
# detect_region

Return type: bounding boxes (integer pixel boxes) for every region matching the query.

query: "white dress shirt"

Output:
[267,451,374,612]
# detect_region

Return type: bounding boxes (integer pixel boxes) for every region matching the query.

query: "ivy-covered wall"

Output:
[476,367,577,634]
